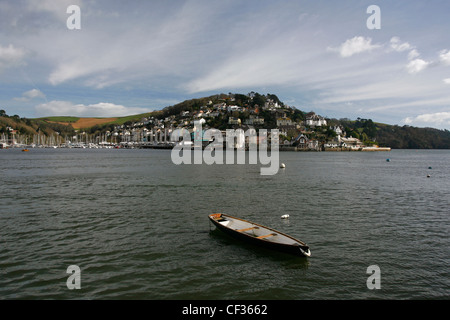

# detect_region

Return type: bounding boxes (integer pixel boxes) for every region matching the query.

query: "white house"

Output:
[340,137,362,147]
[332,125,344,136]
[227,105,241,112]
[306,113,327,127]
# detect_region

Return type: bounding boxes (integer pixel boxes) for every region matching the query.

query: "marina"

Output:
[0,139,391,151]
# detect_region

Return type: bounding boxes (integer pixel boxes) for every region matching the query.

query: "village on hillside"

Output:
[1,93,390,151]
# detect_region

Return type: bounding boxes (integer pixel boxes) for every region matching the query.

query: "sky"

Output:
[0,0,449,129]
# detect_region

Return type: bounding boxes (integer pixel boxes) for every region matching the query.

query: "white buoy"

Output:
[281,214,289,219]
[280,163,286,168]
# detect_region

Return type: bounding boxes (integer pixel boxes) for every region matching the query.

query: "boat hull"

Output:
[209,213,310,257]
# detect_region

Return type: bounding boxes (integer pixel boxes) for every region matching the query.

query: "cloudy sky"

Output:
[1,0,449,129]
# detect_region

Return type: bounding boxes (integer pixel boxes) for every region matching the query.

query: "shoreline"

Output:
[1,144,392,152]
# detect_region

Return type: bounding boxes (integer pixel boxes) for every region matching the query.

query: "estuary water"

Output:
[0,148,448,300]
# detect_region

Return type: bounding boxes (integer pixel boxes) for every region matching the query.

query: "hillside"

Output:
[0,114,76,137]
[1,94,449,149]
[38,112,156,129]
[333,118,450,149]
[375,124,450,149]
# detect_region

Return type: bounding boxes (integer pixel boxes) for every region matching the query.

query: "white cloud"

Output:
[48,60,92,86]
[14,89,46,101]
[443,78,450,84]
[407,49,420,61]
[24,88,45,99]
[185,48,301,93]
[439,49,450,66]
[406,58,429,74]
[0,44,26,71]
[39,1,229,88]
[390,37,412,52]
[35,100,151,117]
[388,37,434,73]
[403,112,450,129]
[329,36,381,58]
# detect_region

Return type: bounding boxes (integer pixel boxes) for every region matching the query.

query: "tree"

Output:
[234,94,249,106]
[291,109,305,123]
[0,110,6,117]
[325,127,337,138]
[252,93,265,107]
[349,130,360,139]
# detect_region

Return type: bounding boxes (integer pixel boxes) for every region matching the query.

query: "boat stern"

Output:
[298,245,311,257]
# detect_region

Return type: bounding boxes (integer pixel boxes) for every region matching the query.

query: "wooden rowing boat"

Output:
[209,213,311,257]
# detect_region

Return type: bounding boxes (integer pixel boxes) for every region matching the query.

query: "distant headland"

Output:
[1,92,449,149]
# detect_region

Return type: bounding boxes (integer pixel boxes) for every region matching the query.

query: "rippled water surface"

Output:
[0,148,449,299]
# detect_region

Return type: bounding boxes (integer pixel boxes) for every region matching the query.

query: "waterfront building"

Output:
[305,112,327,127]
